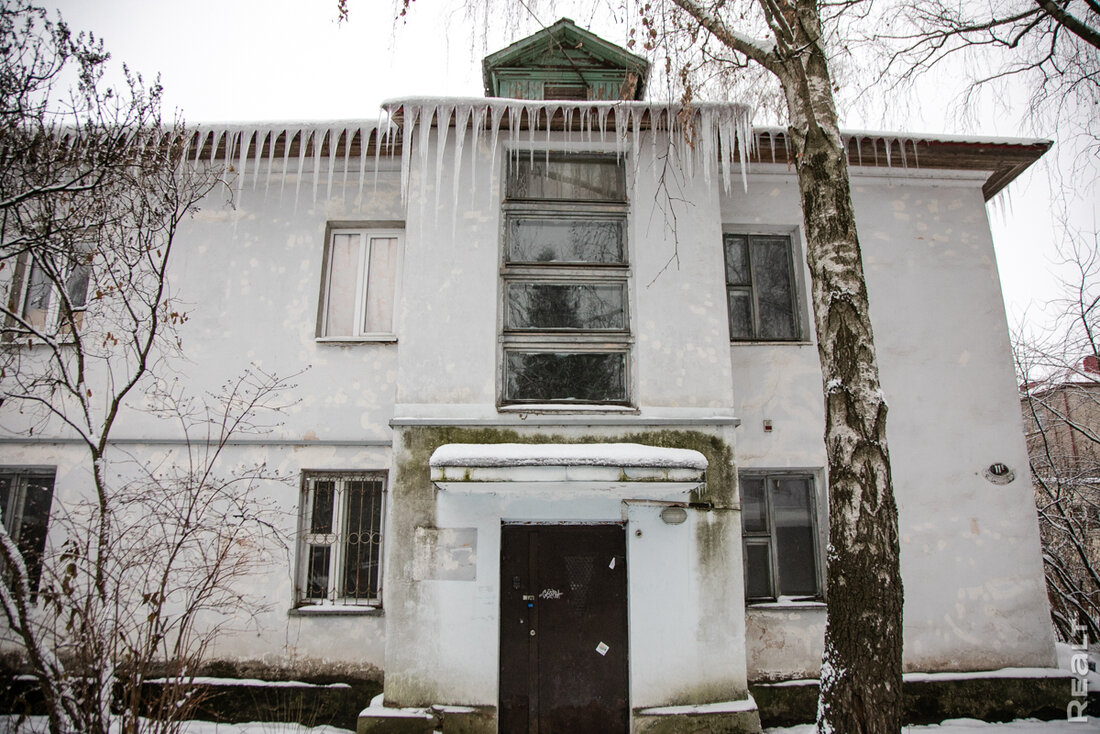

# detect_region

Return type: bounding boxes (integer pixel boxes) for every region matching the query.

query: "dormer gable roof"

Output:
[482,18,650,101]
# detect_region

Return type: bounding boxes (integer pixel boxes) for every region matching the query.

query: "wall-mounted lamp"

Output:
[660,507,688,525]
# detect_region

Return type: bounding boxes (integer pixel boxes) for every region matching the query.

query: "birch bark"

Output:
[670,0,905,730]
[779,15,904,734]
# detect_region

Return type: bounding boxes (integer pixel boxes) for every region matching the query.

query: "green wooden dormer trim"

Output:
[482,18,650,101]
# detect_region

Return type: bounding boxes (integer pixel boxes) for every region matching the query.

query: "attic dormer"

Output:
[482,18,650,101]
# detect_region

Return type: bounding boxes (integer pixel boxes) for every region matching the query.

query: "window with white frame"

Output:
[297,472,385,606]
[724,233,801,341]
[317,227,401,339]
[500,154,631,405]
[740,472,822,602]
[0,468,55,593]
[18,250,91,335]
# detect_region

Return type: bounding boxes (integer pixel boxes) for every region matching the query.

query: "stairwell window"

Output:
[500,154,631,405]
[317,226,402,341]
[297,472,385,607]
[740,472,822,603]
[724,233,801,341]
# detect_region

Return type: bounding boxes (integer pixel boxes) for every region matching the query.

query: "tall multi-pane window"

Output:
[740,473,821,602]
[501,155,630,405]
[297,472,385,606]
[723,233,800,341]
[317,227,401,339]
[0,469,55,592]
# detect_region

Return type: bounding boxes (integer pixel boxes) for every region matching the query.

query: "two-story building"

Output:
[0,18,1058,733]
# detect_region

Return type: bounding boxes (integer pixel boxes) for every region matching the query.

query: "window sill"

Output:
[315,336,397,344]
[746,599,825,610]
[288,604,384,617]
[730,340,813,346]
[498,403,638,415]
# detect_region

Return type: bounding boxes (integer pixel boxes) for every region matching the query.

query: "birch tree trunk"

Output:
[779,3,904,732]
[669,1,906,730]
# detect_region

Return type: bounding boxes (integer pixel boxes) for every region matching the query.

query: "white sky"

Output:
[48,0,1098,335]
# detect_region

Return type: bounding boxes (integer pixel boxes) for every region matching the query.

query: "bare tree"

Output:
[0,3,292,732]
[869,0,1098,648]
[377,0,905,730]
[1017,232,1100,641]
[874,0,1098,160]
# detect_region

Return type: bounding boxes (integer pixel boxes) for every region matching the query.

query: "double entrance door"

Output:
[498,524,629,733]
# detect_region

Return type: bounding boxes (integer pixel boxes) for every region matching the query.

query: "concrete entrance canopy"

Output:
[429,442,707,496]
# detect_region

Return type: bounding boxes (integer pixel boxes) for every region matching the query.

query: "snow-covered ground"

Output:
[0,722,357,734]
[177,726,353,734]
[767,720,1100,733]
[2,715,1097,733]
[4,639,1097,733]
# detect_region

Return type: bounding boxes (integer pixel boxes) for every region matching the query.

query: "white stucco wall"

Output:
[0,122,1055,693]
[721,167,1055,678]
[0,440,389,672]
[0,160,407,674]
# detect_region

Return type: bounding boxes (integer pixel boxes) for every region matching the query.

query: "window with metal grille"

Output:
[723,233,801,341]
[297,472,385,606]
[0,468,55,593]
[740,473,822,602]
[500,154,631,405]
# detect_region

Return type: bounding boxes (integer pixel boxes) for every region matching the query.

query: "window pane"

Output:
[724,235,750,285]
[745,542,773,600]
[543,84,588,101]
[342,480,383,600]
[323,233,361,336]
[507,218,624,264]
[23,260,52,329]
[507,157,625,201]
[740,477,767,533]
[752,237,797,340]
[772,477,817,596]
[65,261,90,309]
[505,351,626,402]
[0,474,12,535]
[309,481,335,534]
[504,283,626,330]
[363,236,397,334]
[19,475,53,592]
[305,546,330,599]
[728,290,753,339]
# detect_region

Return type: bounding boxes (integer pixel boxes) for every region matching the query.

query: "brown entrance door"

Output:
[499,524,629,734]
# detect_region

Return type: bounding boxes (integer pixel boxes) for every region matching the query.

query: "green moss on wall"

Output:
[395,425,735,509]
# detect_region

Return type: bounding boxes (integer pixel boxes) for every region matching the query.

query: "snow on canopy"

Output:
[429,442,708,471]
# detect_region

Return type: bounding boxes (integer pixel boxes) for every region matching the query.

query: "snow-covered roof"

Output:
[429,442,708,470]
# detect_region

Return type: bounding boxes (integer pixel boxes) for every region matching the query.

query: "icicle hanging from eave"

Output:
[179,117,397,210]
[379,97,758,208]
[173,111,1021,219]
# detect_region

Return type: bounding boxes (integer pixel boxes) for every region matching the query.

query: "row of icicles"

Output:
[175,98,930,210]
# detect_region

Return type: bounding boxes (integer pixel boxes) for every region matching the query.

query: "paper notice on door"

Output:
[596,642,609,656]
